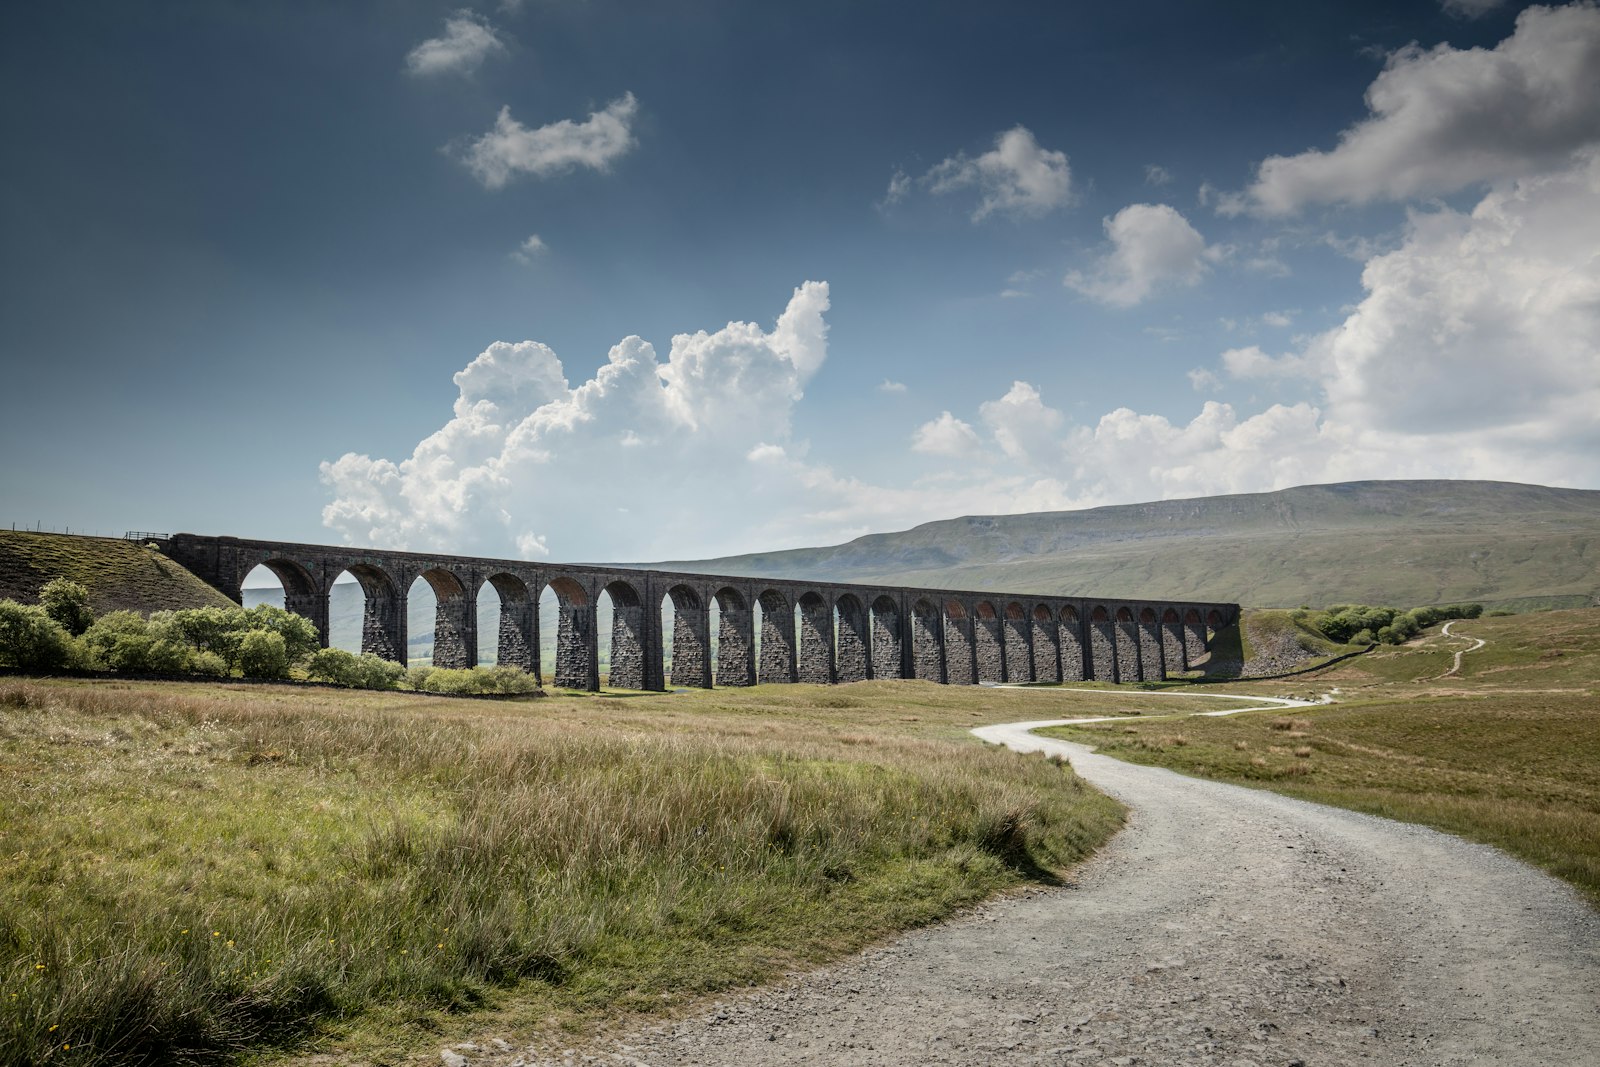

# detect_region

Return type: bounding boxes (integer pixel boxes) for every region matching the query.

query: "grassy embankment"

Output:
[1039,608,1600,906]
[0,531,232,615]
[0,679,1163,1066]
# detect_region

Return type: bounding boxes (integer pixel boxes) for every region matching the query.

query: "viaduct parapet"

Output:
[159,533,1240,692]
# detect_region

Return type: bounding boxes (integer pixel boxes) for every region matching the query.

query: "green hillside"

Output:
[0,531,233,614]
[655,480,1600,608]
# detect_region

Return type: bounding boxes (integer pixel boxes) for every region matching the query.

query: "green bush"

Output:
[307,648,404,690]
[418,665,538,695]
[237,630,289,679]
[404,665,434,691]
[38,577,94,636]
[1350,628,1376,646]
[0,600,83,671]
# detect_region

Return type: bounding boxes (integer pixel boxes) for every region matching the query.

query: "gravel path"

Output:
[462,717,1600,1067]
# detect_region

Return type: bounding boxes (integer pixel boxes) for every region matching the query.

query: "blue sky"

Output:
[3,0,1597,564]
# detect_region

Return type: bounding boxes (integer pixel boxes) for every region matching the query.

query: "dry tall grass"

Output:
[0,678,1123,1065]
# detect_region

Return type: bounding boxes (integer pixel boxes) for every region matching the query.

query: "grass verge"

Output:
[1040,608,1600,908]
[0,678,1127,1066]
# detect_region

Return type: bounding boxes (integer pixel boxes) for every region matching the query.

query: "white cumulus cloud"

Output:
[912,412,981,457]
[320,282,831,560]
[918,126,1073,221]
[1240,2,1600,215]
[406,11,506,77]
[464,93,638,189]
[510,233,547,263]
[1065,203,1217,307]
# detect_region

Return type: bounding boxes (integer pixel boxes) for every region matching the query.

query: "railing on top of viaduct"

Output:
[157,533,1240,693]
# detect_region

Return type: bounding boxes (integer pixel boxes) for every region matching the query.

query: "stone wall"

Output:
[944,612,975,686]
[716,593,754,687]
[1115,616,1142,683]
[758,590,796,684]
[1089,619,1116,682]
[797,595,833,684]
[872,599,903,680]
[1032,613,1060,683]
[1161,621,1186,675]
[667,587,710,688]
[1060,615,1085,682]
[836,598,869,683]
[1137,620,1164,682]
[975,611,1004,683]
[910,600,943,682]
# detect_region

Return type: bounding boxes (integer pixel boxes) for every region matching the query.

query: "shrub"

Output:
[1350,628,1376,646]
[98,632,193,674]
[188,650,228,677]
[404,665,434,691]
[307,648,404,690]
[38,578,94,636]
[418,665,538,695]
[0,600,83,671]
[236,630,289,679]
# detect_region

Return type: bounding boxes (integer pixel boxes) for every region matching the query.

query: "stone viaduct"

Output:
[160,533,1239,691]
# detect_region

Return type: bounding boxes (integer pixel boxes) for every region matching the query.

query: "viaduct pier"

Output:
[160,533,1239,692]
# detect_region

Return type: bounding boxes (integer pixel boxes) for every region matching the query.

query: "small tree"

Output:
[0,600,82,671]
[237,630,289,679]
[38,578,94,636]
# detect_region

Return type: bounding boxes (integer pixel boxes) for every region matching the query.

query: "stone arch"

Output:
[715,587,754,687]
[871,595,902,679]
[1207,609,1223,629]
[910,598,943,682]
[331,563,402,662]
[664,583,711,688]
[1031,604,1060,683]
[1058,604,1084,682]
[835,593,869,682]
[478,572,535,675]
[244,557,327,648]
[412,567,473,669]
[1183,606,1208,667]
[1088,604,1116,682]
[604,579,648,690]
[548,575,598,690]
[974,600,1003,683]
[943,600,975,685]
[757,589,796,684]
[1003,602,1032,683]
[797,591,833,684]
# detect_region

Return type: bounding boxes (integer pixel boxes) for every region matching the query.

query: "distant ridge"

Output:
[652,480,1600,609]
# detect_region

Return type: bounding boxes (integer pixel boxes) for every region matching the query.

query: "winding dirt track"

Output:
[502,709,1600,1067]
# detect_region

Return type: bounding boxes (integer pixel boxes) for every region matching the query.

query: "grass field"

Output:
[1039,608,1600,907]
[0,679,1142,1067]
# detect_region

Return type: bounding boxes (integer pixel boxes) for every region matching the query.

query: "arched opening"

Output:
[1003,602,1031,683]
[477,573,535,673]
[664,584,711,688]
[1059,605,1084,681]
[409,568,471,669]
[756,589,795,684]
[603,579,647,690]
[910,598,942,681]
[336,564,402,661]
[714,587,753,687]
[944,600,974,685]
[974,600,1003,683]
[797,591,832,684]
[870,595,902,680]
[240,558,324,643]
[546,576,596,690]
[835,593,868,682]
[1088,605,1116,682]
[1032,604,1059,683]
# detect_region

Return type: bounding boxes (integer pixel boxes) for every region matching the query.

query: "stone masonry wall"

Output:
[1089,620,1116,682]
[975,615,1004,683]
[669,598,711,688]
[1138,621,1165,682]
[1003,614,1032,683]
[835,603,869,683]
[1032,616,1060,683]
[944,614,974,686]
[555,604,596,690]
[872,605,903,680]
[911,602,943,682]
[717,601,754,687]
[797,598,834,684]
[1116,619,1142,683]
[1059,619,1084,682]
[1162,622,1187,674]
[758,592,796,684]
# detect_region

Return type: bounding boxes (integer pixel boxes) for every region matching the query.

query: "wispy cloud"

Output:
[406,10,506,77]
[463,93,638,188]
